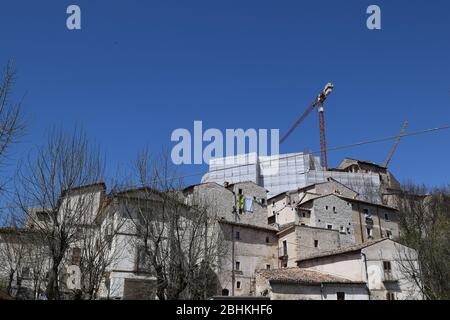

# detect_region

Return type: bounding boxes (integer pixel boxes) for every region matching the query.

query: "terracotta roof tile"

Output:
[257,268,364,284]
[297,238,389,262]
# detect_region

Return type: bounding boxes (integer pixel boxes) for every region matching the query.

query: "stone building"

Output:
[255,268,368,300]
[296,239,423,300]
[183,181,278,296]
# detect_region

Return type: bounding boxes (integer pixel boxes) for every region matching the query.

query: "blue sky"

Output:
[0,0,449,188]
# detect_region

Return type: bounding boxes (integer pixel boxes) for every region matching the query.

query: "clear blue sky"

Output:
[0,0,449,188]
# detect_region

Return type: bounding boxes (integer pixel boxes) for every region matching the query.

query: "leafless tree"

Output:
[395,183,450,300]
[0,61,24,174]
[15,127,104,299]
[0,228,27,298]
[75,193,126,300]
[119,150,225,300]
[0,213,48,300]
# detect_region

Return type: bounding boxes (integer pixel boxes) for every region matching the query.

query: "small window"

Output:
[235,231,240,240]
[272,201,275,206]
[340,226,345,233]
[235,261,240,271]
[222,289,229,296]
[261,199,266,205]
[236,281,241,289]
[22,267,31,279]
[347,227,351,234]
[385,213,390,221]
[302,212,306,217]
[386,230,393,239]
[386,292,395,300]
[266,264,271,270]
[314,240,319,248]
[367,227,373,239]
[383,261,392,272]
[238,189,243,195]
[363,208,370,217]
[71,247,81,265]
[282,262,288,268]
[325,206,329,210]
[333,207,337,213]
[327,224,333,230]
[265,236,270,243]
[337,292,345,300]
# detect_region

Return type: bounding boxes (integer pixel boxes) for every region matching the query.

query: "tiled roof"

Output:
[297,238,389,262]
[257,268,364,285]
[218,219,279,232]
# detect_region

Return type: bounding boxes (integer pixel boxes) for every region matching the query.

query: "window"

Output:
[71,247,81,265]
[136,246,148,271]
[333,206,337,213]
[385,213,390,221]
[266,236,270,243]
[302,212,306,217]
[236,281,241,289]
[238,189,243,195]
[340,226,345,233]
[363,208,371,217]
[22,267,30,279]
[261,199,266,206]
[314,240,319,248]
[386,292,395,300]
[235,261,240,271]
[325,206,329,210]
[327,224,333,230]
[383,261,392,272]
[337,292,345,300]
[283,262,288,268]
[347,227,351,234]
[235,231,240,240]
[222,289,229,296]
[386,230,393,239]
[367,227,373,239]
[266,264,271,270]
[282,240,288,256]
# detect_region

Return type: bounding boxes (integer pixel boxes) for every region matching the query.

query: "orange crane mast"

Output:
[280,83,334,170]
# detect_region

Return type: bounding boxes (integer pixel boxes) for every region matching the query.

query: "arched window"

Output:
[221,289,229,296]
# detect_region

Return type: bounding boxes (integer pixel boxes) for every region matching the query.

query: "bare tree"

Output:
[75,193,126,300]
[395,183,450,300]
[0,61,24,173]
[119,150,225,300]
[0,212,48,300]
[0,228,27,298]
[15,127,104,299]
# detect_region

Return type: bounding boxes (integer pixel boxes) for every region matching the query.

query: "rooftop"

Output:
[257,268,365,285]
[297,238,389,262]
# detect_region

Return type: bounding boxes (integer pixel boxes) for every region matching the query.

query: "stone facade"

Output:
[277,225,341,268]
[297,239,423,300]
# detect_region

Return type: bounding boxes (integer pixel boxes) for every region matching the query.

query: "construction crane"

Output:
[382,120,408,168]
[280,83,334,170]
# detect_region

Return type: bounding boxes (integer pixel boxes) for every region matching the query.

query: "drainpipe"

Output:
[361,252,371,300]
[357,203,364,243]
[231,191,236,296]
